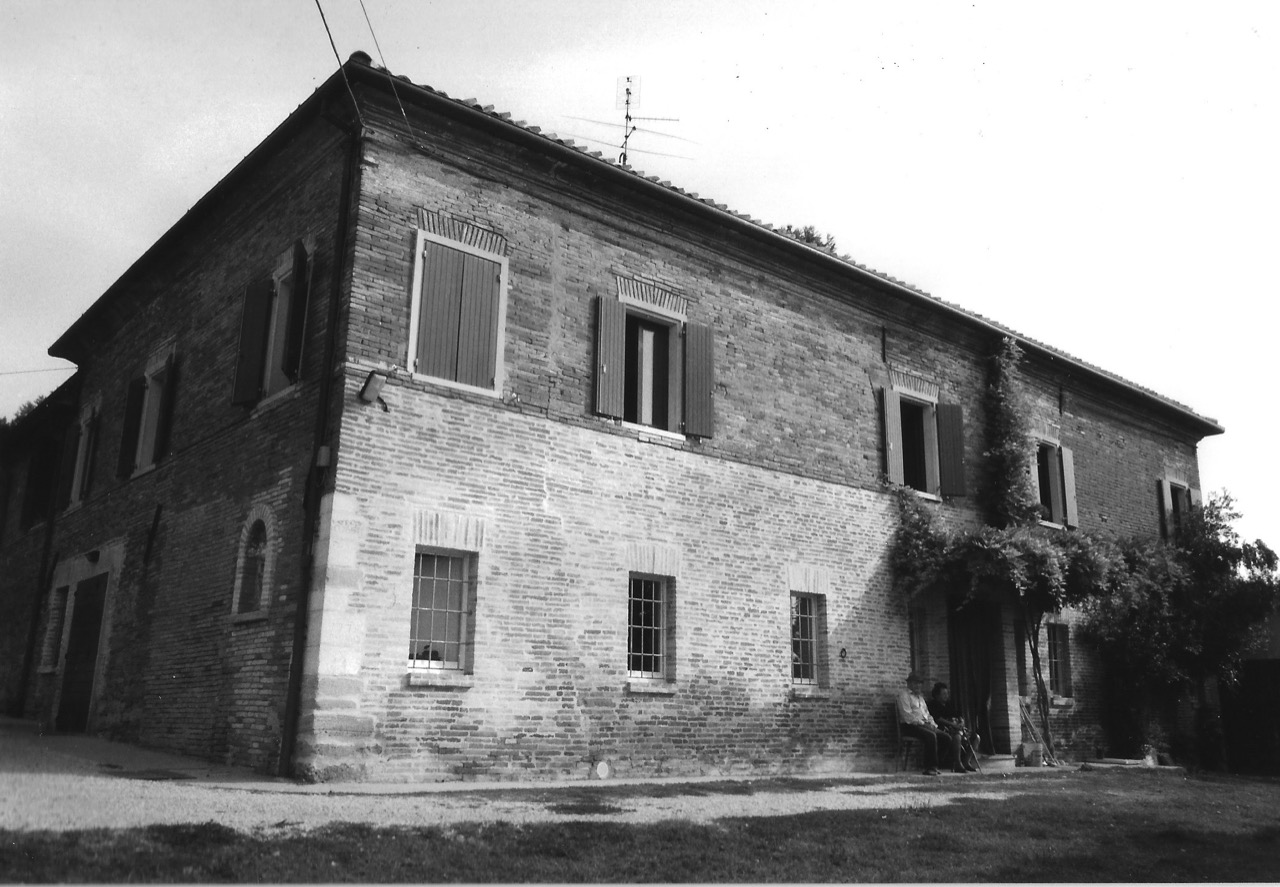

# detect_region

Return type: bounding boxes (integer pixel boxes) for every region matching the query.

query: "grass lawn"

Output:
[3,769,1279,882]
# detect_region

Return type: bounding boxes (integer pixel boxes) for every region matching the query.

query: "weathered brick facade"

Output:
[0,54,1219,781]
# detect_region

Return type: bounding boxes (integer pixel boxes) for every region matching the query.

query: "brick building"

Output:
[0,53,1222,781]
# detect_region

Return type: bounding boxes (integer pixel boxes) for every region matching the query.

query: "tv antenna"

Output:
[615,76,679,166]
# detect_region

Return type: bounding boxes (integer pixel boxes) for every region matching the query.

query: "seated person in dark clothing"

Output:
[928,682,978,771]
[896,672,960,775]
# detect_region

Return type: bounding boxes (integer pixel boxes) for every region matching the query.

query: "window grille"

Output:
[410,552,471,669]
[791,593,819,683]
[628,576,666,677]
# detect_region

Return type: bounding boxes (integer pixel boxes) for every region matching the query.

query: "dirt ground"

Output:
[0,717,1028,833]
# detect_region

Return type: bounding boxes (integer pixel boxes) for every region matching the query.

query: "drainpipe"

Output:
[277,108,363,777]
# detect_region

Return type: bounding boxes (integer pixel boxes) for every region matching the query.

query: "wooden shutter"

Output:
[154,355,179,462]
[1045,446,1065,523]
[232,278,273,405]
[283,241,311,383]
[1061,446,1078,527]
[117,377,146,478]
[1190,488,1202,507]
[882,388,904,485]
[416,241,465,380]
[79,413,99,500]
[595,297,626,419]
[1157,478,1172,539]
[456,253,501,389]
[54,422,81,511]
[936,403,966,497]
[682,322,715,438]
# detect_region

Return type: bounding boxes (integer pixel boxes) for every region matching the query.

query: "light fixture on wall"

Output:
[358,371,389,411]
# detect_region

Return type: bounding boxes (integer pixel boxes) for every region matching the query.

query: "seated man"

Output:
[928,682,978,772]
[896,672,959,775]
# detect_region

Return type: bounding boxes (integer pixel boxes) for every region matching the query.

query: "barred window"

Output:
[628,576,669,678]
[1047,623,1073,698]
[791,592,828,686]
[409,551,474,671]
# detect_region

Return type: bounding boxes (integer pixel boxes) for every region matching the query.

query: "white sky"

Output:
[2,0,1276,548]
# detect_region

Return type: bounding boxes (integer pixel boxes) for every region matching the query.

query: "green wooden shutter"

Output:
[283,241,310,383]
[232,278,273,405]
[456,253,501,389]
[1045,446,1065,523]
[417,241,465,380]
[79,413,99,500]
[154,355,179,462]
[882,388,904,485]
[54,422,81,511]
[1157,478,1172,539]
[1061,446,1078,527]
[118,377,146,478]
[683,322,715,437]
[936,402,966,497]
[595,297,626,418]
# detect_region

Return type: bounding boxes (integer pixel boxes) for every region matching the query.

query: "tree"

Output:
[778,224,839,255]
[1079,493,1280,764]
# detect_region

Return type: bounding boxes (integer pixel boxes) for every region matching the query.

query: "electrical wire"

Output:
[0,368,76,377]
[358,0,422,146]
[313,0,365,129]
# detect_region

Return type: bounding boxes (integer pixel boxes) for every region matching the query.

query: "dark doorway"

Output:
[55,573,108,732]
[948,596,1003,755]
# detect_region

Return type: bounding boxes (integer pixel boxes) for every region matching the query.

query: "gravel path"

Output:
[1,719,1015,833]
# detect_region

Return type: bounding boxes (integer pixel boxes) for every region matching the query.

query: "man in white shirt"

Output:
[896,671,956,775]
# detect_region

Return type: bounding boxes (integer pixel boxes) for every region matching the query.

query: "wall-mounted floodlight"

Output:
[358,371,387,404]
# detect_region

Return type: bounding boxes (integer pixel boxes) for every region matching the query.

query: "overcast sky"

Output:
[2,0,1276,548]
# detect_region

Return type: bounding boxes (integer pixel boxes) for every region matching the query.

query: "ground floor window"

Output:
[1047,623,1073,697]
[791,593,827,685]
[409,550,475,671]
[628,575,672,679]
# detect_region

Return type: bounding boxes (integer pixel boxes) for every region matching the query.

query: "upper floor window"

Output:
[407,225,508,393]
[881,371,965,497]
[595,278,715,437]
[58,402,100,510]
[1158,476,1199,541]
[232,240,312,406]
[118,342,178,479]
[1035,440,1078,528]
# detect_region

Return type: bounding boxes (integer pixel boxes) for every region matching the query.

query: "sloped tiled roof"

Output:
[351,55,1220,435]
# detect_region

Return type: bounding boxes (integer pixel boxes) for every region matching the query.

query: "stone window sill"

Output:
[626,679,677,696]
[407,669,474,689]
[789,685,832,700]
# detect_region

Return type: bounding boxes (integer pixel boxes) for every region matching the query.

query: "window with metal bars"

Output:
[1047,622,1073,698]
[409,551,475,671]
[791,593,825,684]
[628,576,671,678]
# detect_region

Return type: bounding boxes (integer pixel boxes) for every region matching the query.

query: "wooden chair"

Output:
[893,703,920,772]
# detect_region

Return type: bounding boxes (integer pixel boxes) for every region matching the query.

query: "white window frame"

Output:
[406,229,509,398]
[1047,622,1073,699]
[1034,438,1078,528]
[67,398,101,509]
[790,592,827,686]
[261,247,301,401]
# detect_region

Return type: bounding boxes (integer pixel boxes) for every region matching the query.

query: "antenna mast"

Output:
[617,76,639,165]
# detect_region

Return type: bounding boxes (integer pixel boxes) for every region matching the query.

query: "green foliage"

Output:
[978,338,1041,529]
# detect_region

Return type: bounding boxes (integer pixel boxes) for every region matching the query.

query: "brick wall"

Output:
[293,98,1213,779]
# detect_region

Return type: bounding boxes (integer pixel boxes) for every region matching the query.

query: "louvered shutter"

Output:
[882,388,904,485]
[416,241,465,380]
[154,355,179,462]
[595,297,626,419]
[456,253,502,389]
[54,422,81,511]
[79,413,99,500]
[682,322,715,438]
[283,241,310,383]
[936,403,966,497]
[1045,446,1065,523]
[232,278,273,405]
[1061,447,1078,527]
[1157,479,1172,539]
[118,377,146,478]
